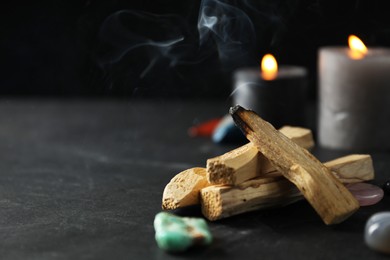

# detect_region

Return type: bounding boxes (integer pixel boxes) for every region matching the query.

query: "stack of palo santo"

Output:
[162,106,374,225]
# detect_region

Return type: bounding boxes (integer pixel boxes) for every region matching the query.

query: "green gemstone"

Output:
[154,212,212,252]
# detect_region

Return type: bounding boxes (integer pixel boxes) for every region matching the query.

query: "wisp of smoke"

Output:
[96,1,269,96]
[197,0,256,68]
[99,10,188,74]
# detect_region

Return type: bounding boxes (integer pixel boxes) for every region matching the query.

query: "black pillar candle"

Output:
[232,66,308,129]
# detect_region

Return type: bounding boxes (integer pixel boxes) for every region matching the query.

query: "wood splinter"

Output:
[206,126,314,185]
[229,105,360,225]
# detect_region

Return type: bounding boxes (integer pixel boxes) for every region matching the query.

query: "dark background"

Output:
[1,0,390,98]
[1,2,390,258]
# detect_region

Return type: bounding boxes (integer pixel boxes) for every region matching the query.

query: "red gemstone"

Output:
[188,118,222,137]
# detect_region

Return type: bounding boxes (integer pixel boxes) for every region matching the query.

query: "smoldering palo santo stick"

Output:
[229,105,359,225]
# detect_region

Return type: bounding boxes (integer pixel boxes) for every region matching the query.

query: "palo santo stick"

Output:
[206,143,259,185]
[162,168,208,210]
[325,154,374,184]
[265,154,374,183]
[207,126,314,185]
[200,155,374,221]
[230,105,359,225]
[163,154,373,211]
[278,126,315,151]
[201,177,300,221]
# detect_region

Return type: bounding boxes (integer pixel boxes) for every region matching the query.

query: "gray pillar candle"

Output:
[318,47,390,151]
[232,66,307,129]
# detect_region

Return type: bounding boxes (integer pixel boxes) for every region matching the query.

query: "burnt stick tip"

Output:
[229,105,244,116]
[229,105,253,135]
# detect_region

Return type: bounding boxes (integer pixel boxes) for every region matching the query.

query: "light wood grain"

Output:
[206,126,314,185]
[230,105,359,225]
[163,153,373,215]
[162,167,208,210]
[200,154,373,221]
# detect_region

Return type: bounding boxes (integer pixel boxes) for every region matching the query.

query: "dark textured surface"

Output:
[0,99,389,259]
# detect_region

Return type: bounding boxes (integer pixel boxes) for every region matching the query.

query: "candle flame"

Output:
[348,35,367,60]
[261,54,278,80]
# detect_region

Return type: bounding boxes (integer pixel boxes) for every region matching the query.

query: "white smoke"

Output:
[197,0,256,68]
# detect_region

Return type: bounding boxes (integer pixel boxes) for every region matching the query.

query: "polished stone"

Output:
[365,212,390,254]
[154,212,212,252]
[346,183,384,206]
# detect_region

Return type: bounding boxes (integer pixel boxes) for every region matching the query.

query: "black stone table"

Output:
[0,99,389,259]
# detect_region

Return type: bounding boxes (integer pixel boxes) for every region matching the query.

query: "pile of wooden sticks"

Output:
[162,106,374,225]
